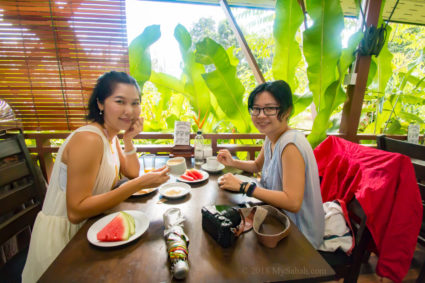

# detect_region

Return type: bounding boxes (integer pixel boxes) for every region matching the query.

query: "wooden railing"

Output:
[19,132,266,181]
[5,132,418,182]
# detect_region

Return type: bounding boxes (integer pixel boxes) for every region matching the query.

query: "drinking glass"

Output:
[142,154,156,173]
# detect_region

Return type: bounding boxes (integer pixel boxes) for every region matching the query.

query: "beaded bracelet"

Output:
[124,148,137,155]
[246,182,257,197]
[239,182,248,195]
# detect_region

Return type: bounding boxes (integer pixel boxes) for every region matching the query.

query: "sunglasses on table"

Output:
[248,107,280,116]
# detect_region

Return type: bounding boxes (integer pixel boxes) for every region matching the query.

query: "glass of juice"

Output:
[142,154,156,173]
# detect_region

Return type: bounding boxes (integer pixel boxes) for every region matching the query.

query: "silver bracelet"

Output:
[124,148,137,155]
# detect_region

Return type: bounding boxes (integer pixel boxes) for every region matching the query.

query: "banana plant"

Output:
[272,0,313,119]
[173,24,214,122]
[300,0,362,147]
[361,0,424,135]
[195,38,252,133]
[129,25,161,90]
[129,24,213,132]
[272,0,362,147]
[272,0,303,92]
[363,46,425,134]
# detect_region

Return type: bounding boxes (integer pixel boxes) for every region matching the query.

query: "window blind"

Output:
[0,0,129,131]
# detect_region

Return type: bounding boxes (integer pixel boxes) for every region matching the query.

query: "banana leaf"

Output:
[150,71,187,95]
[272,0,303,91]
[306,28,362,148]
[401,95,425,105]
[174,24,213,120]
[405,75,425,90]
[386,119,403,134]
[303,0,344,109]
[400,48,425,90]
[129,25,161,90]
[292,93,313,118]
[399,111,424,124]
[195,38,251,132]
[308,81,345,148]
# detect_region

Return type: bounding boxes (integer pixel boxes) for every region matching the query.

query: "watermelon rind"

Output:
[122,211,135,235]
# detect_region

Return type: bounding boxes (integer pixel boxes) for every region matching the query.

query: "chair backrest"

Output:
[376,135,425,245]
[0,133,46,256]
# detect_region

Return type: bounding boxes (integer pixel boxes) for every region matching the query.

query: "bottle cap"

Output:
[173,260,189,279]
[197,130,202,134]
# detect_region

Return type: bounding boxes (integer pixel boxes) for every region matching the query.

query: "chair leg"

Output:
[417,260,425,283]
[362,249,371,263]
[344,231,372,283]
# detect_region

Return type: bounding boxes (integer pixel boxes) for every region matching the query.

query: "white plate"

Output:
[87,210,149,247]
[177,169,209,183]
[201,163,225,173]
[131,187,158,197]
[218,174,258,185]
[159,182,191,199]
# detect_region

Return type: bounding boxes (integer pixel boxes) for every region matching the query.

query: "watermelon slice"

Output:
[189,169,203,180]
[97,212,135,242]
[185,170,197,180]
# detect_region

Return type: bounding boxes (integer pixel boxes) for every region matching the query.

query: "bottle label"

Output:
[195,147,203,159]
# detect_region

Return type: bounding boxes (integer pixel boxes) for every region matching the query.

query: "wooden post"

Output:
[219,0,265,84]
[339,0,383,142]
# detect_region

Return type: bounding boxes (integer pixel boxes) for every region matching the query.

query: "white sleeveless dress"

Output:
[22,125,120,283]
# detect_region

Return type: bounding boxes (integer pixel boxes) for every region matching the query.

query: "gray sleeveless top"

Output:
[261,129,324,248]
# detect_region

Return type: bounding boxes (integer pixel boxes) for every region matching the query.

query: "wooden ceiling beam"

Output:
[219,0,265,84]
[339,0,383,142]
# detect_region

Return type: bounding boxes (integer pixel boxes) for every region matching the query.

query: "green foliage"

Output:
[359,21,425,136]
[129,24,251,133]
[303,0,344,106]
[129,25,161,90]
[128,1,425,146]
[195,38,251,132]
[296,1,361,147]
[272,0,303,91]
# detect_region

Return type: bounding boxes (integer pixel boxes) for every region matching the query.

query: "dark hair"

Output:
[248,80,293,121]
[86,71,141,124]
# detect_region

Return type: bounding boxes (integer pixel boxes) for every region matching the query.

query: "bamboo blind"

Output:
[0,0,129,131]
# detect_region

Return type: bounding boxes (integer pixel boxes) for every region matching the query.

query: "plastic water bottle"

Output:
[194,130,204,165]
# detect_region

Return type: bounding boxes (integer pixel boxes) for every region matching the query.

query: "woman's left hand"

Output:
[218,173,242,192]
[123,117,144,141]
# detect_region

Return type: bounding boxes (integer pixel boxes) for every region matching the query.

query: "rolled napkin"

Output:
[163,208,189,279]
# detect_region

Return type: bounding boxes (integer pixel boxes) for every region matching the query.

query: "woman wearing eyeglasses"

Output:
[217,80,324,248]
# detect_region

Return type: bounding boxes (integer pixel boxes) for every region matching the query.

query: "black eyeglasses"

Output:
[249,107,280,116]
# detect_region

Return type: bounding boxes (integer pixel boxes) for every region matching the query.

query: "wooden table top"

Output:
[39,159,335,283]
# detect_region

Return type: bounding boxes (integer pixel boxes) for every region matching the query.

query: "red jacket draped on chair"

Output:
[314,136,422,283]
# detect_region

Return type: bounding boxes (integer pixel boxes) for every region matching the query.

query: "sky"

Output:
[126,0,226,77]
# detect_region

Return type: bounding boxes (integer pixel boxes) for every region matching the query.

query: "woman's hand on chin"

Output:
[123,117,143,141]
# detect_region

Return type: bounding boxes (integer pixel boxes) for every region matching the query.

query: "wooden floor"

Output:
[325,243,425,282]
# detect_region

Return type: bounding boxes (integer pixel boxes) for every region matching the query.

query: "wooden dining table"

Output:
[39,157,335,283]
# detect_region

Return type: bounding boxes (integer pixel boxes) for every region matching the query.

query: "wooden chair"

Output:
[376,135,425,283]
[319,197,372,283]
[0,132,46,282]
